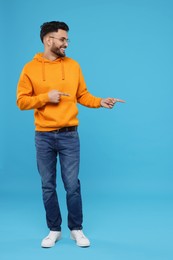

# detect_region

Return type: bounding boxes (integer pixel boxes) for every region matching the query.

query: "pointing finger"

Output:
[58,92,70,97]
[115,99,126,103]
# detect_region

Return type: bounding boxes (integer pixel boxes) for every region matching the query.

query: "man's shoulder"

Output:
[21,55,40,72]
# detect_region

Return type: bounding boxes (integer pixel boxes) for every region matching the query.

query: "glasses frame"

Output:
[49,36,70,44]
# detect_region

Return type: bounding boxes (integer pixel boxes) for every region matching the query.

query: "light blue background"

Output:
[0,0,173,259]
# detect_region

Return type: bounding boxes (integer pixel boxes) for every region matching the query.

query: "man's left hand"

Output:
[101,98,125,109]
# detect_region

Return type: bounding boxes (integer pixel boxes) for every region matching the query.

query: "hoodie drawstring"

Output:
[60,59,65,80]
[42,59,46,81]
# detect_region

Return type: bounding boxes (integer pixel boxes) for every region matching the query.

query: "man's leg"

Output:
[35,131,62,231]
[58,130,90,247]
[58,131,83,230]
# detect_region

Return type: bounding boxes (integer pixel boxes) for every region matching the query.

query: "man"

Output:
[16,21,125,248]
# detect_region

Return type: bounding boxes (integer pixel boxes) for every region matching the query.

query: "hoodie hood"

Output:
[33,53,65,81]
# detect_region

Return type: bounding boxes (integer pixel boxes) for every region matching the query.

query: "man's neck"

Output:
[43,51,59,61]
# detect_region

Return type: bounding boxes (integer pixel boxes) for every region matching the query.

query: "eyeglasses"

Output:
[49,36,70,44]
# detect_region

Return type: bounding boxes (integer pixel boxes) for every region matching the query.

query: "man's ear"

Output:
[44,35,51,46]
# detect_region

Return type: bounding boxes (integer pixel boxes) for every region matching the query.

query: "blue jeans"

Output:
[35,130,83,231]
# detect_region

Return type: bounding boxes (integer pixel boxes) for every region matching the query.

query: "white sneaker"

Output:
[70,230,90,247]
[41,231,61,248]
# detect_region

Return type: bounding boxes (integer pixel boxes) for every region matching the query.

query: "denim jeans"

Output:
[35,130,83,231]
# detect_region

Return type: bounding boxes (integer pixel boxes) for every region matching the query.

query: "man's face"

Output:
[48,29,69,57]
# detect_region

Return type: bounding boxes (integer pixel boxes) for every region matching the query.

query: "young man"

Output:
[16,21,125,248]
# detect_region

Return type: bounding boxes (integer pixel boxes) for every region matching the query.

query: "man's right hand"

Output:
[48,90,70,103]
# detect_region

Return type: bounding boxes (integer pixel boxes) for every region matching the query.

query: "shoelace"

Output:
[45,236,54,241]
[45,235,58,242]
[75,231,86,239]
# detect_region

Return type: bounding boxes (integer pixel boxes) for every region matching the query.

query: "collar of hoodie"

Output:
[34,53,65,81]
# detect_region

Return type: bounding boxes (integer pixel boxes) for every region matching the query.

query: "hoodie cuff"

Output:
[97,97,102,107]
[39,93,50,104]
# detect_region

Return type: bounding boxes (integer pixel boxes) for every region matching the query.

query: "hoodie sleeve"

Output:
[76,66,102,108]
[16,68,49,110]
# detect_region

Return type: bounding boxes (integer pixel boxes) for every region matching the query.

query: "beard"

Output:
[50,44,66,58]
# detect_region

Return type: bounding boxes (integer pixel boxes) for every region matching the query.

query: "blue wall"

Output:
[1,0,172,195]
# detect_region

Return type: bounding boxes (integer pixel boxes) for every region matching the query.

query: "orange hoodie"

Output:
[17,53,102,131]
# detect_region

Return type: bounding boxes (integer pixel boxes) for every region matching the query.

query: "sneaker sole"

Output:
[70,235,90,247]
[41,235,61,248]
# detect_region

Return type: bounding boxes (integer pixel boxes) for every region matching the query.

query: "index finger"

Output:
[59,92,70,97]
[116,99,126,103]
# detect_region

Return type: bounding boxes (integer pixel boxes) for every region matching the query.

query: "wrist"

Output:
[100,99,104,107]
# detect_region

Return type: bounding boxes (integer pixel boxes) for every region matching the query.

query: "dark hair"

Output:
[40,21,69,42]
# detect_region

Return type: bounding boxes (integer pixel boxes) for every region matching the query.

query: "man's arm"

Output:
[16,71,50,110]
[76,66,125,109]
[17,71,69,110]
[76,67,102,108]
